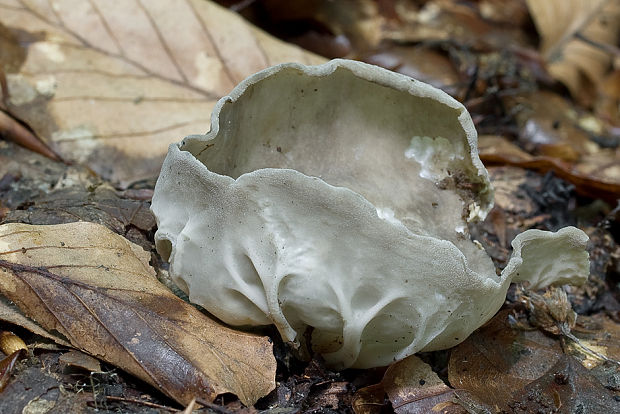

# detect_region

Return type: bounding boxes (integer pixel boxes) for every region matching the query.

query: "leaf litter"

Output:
[0,0,619,412]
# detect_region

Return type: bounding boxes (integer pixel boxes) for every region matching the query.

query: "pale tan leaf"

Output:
[0,222,276,406]
[526,0,620,98]
[0,0,325,186]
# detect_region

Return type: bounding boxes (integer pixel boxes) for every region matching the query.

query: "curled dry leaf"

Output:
[0,331,27,355]
[0,349,23,393]
[479,135,620,201]
[0,222,276,406]
[0,0,324,186]
[519,287,577,336]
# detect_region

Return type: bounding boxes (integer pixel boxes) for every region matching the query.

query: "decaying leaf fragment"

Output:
[152,59,591,370]
[0,222,276,406]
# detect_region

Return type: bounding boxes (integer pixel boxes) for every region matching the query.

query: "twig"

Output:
[88,395,178,412]
[574,32,620,58]
[229,0,257,12]
[0,68,8,110]
[195,397,236,414]
[561,327,620,366]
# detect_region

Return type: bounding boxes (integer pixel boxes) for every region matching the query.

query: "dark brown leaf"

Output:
[0,294,71,347]
[4,183,156,249]
[448,310,563,410]
[508,355,618,413]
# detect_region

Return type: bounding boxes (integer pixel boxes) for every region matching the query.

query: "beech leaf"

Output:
[0,222,276,406]
[0,0,324,186]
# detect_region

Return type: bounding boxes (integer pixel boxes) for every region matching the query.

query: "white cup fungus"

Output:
[151,60,589,369]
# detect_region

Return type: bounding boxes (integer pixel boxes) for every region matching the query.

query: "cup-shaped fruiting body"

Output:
[151,60,589,369]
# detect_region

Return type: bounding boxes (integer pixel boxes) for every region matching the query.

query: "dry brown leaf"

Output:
[526,0,620,100]
[351,383,385,414]
[256,0,383,55]
[579,315,620,365]
[510,91,596,160]
[596,67,620,125]
[364,45,461,96]
[0,222,276,406]
[0,0,324,186]
[384,0,529,50]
